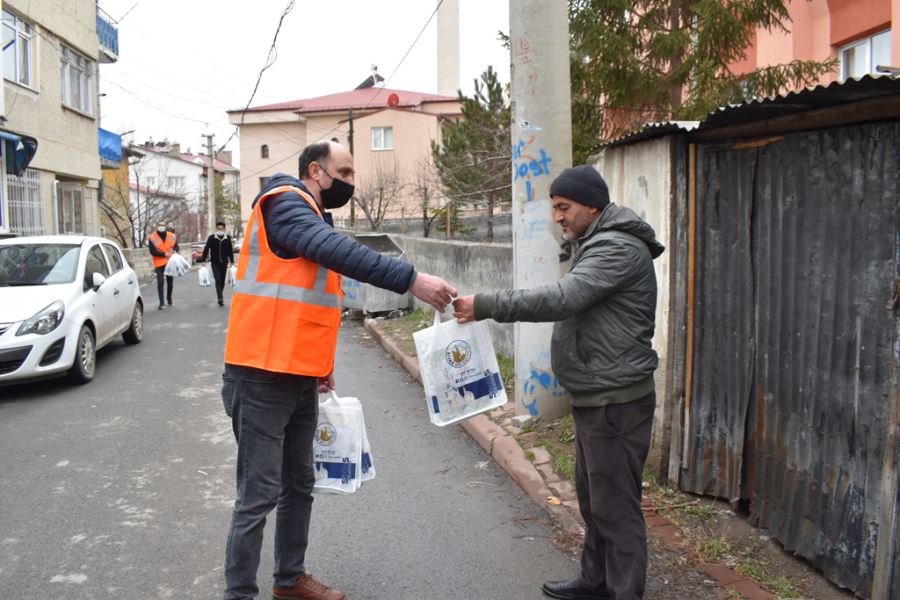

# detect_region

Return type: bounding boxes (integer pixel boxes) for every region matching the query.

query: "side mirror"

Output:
[92,272,107,291]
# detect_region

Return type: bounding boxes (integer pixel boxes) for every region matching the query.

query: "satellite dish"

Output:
[387,93,400,107]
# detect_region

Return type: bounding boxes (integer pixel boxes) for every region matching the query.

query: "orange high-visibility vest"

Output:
[224,185,344,377]
[148,231,176,269]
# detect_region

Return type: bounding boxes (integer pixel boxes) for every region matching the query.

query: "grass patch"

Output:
[379,308,430,356]
[696,537,732,563]
[678,503,718,522]
[496,353,515,400]
[738,563,801,598]
[555,454,576,482]
[524,450,535,462]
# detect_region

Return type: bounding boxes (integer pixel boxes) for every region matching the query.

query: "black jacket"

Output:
[202,234,235,265]
[253,173,415,294]
[474,203,664,406]
[148,231,180,257]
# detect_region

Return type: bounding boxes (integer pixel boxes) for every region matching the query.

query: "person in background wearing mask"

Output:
[220,141,457,600]
[202,220,235,306]
[147,219,178,310]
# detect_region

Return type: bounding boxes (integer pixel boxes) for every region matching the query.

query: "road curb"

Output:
[362,317,775,599]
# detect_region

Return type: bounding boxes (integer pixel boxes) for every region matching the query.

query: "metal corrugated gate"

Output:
[683,121,900,596]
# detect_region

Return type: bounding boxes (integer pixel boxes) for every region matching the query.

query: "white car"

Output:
[0,235,143,385]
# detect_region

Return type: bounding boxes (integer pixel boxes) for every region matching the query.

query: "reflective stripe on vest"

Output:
[234,186,340,309]
[224,184,343,376]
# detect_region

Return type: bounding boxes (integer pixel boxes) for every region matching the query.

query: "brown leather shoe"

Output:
[272,573,345,600]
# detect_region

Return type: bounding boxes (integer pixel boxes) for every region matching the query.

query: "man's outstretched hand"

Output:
[453,295,476,323]
[409,272,458,312]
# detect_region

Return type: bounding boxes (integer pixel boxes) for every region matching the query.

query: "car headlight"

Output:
[16,300,65,336]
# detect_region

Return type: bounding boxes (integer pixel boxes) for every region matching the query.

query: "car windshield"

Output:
[0,243,81,286]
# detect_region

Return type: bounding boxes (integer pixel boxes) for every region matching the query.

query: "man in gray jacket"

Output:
[453,165,664,600]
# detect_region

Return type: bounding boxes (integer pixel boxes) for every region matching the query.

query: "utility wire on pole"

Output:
[348,109,355,228]
[204,133,216,239]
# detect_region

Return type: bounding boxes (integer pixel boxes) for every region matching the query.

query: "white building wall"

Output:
[594,137,674,471]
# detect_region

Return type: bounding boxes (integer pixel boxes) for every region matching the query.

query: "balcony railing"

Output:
[96,13,118,62]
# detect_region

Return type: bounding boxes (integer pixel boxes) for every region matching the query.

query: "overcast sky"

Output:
[97,0,510,166]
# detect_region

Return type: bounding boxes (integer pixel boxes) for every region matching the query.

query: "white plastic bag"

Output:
[413,311,507,426]
[313,391,375,494]
[227,265,237,286]
[198,265,211,287]
[163,253,191,277]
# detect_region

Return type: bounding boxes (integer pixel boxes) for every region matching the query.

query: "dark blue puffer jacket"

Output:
[253,173,416,294]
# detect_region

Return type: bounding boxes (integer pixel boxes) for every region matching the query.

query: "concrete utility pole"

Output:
[204,133,216,238]
[509,0,573,419]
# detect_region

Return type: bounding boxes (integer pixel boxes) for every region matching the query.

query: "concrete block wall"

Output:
[386,234,515,358]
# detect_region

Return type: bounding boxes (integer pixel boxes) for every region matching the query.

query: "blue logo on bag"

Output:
[315,422,337,446]
[445,340,472,368]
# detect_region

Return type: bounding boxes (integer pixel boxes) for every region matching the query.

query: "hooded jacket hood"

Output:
[582,203,665,259]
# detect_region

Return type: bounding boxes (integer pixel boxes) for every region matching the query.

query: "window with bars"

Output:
[7,169,44,235]
[2,10,33,87]
[60,44,94,115]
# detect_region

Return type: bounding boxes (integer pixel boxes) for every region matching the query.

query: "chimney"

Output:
[169,143,181,156]
[216,150,233,166]
[436,0,460,97]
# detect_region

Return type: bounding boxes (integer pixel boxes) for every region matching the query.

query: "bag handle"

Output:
[433,310,442,327]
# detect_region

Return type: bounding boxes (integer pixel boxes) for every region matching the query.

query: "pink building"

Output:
[735,0,897,83]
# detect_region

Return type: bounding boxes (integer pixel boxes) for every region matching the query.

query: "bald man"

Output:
[221,141,456,600]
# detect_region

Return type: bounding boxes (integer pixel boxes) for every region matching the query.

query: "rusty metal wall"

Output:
[683,121,900,596]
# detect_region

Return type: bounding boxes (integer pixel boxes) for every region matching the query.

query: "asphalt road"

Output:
[0,275,574,599]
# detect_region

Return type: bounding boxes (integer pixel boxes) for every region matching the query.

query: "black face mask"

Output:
[316,163,354,209]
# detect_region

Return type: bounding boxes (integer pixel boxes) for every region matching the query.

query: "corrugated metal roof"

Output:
[605,75,900,147]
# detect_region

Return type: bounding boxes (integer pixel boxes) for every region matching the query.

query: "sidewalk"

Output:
[362,314,854,600]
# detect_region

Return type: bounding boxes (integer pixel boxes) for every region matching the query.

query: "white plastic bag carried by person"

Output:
[313,391,375,494]
[163,253,191,277]
[227,265,237,286]
[413,311,507,427]
[198,265,212,287]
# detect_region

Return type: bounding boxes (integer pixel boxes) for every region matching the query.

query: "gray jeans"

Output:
[574,392,656,600]
[221,364,319,600]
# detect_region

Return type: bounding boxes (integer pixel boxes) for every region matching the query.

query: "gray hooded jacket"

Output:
[473,203,665,407]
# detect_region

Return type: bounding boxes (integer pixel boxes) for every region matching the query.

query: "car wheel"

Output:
[68,324,96,384]
[123,302,143,345]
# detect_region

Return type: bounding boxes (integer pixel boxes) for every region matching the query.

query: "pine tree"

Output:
[432,66,511,241]
[569,0,838,162]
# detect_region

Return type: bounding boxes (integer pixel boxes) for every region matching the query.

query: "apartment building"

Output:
[127,142,240,242]
[228,78,460,228]
[736,0,898,83]
[0,0,118,237]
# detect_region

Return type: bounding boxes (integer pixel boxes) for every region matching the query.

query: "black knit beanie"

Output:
[549,165,610,210]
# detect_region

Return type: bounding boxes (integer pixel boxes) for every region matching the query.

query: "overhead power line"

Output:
[238,0,446,183]
[217,0,296,154]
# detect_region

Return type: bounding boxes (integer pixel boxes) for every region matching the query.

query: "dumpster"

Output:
[342,234,411,314]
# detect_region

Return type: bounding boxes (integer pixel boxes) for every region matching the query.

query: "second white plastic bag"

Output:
[198,265,211,287]
[164,253,191,277]
[312,391,375,494]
